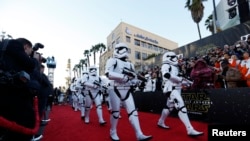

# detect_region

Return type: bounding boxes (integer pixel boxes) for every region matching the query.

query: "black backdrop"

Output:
[133,87,250,125]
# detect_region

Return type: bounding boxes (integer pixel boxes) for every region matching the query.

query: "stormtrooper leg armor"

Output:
[78,93,85,119]
[94,94,107,125]
[109,90,121,141]
[72,93,78,111]
[109,89,152,141]
[84,94,92,124]
[124,95,152,141]
[158,89,203,136]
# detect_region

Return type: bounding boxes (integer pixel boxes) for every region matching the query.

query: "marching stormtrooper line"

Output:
[68,42,204,141]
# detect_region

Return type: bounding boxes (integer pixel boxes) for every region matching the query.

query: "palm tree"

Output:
[83,49,91,67]
[205,14,214,34]
[90,45,99,66]
[76,64,81,77]
[72,64,78,78]
[78,61,83,76]
[79,59,88,73]
[83,58,88,71]
[98,43,106,55]
[90,43,106,66]
[185,0,207,39]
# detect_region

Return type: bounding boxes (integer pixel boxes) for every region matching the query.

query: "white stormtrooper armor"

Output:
[100,75,111,111]
[70,76,85,119]
[105,42,152,141]
[75,74,87,119]
[157,51,203,136]
[70,77,79,111]
[81,66,106,125]
[143,74,155,92]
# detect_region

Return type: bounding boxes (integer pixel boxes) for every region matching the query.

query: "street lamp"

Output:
[46,56,56,86]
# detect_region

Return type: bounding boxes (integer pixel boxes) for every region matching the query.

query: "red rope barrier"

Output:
[0,96,40,135]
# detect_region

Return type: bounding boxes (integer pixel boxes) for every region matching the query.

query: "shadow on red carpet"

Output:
[42,104,208,141]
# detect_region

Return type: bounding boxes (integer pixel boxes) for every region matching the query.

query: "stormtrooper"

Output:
[70,77,79,111]
[105,42,152,141]
[143,74,156,92]
[157,51,203,136]
[70,76,85,119]
[81,66,107,125]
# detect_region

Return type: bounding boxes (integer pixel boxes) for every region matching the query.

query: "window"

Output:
[128,48,131,54]
[153,45,158,51]
[135,51,141,60]
[112,41,115,48]
[116,37,120,44]
[134,39,140,46]
[126,36,131,43]
[141,41,146,48]
[160,48,163,52]
[142,53,147,60]
[108,45,111,51]
[148,43,152,49]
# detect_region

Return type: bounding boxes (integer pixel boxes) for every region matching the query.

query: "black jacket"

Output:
[0,39,39,130]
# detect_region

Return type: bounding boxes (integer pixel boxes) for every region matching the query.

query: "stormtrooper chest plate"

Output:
[114,59,132,73]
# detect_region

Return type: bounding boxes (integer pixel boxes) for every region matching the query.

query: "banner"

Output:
[133,90,210,120]
[133,87,250,123]
[182,90,211,119]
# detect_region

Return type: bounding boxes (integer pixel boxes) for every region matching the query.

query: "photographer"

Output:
[32,63,53,141]
[26,42,55,140]
[0,38,40,141]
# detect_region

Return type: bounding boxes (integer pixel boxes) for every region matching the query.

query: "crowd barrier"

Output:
[133,88,250,124]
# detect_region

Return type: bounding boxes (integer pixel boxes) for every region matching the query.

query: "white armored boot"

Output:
[110,113,120,141]
[129,114,152,141]
[80,103,85,120]
[178,111,203,136]
[96,106,107,125]
[157,109,170,129]
[84,108,90,124]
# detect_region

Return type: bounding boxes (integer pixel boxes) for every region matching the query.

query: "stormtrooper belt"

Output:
[113,86,131,90]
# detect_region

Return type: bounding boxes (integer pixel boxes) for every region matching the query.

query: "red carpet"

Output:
[42,104,208,141]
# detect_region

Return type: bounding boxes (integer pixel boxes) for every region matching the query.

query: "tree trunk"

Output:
[87,56,90,67]
[197,23,202,39]
[93,53,96,66]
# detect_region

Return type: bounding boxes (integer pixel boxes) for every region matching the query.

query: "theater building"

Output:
[99,22,178,75]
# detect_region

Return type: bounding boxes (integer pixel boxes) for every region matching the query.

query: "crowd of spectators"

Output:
[137,36,250,91]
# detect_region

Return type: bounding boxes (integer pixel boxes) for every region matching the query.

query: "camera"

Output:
[31,43,46,63]
[36,52,47,63]
[31,43,44,57]
[33,43,44,51]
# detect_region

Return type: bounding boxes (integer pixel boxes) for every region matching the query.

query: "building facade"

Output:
[99,22,178,75]
[213,0,250,33]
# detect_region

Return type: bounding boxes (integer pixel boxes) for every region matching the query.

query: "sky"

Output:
[0,0,220,88]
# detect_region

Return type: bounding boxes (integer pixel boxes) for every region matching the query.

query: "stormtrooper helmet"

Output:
[113,42,128,59]
[75,77,82,90]
[162,51,178,65]
[82,70,89,76]
[145,74,151,80]
[89,66,97,76]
